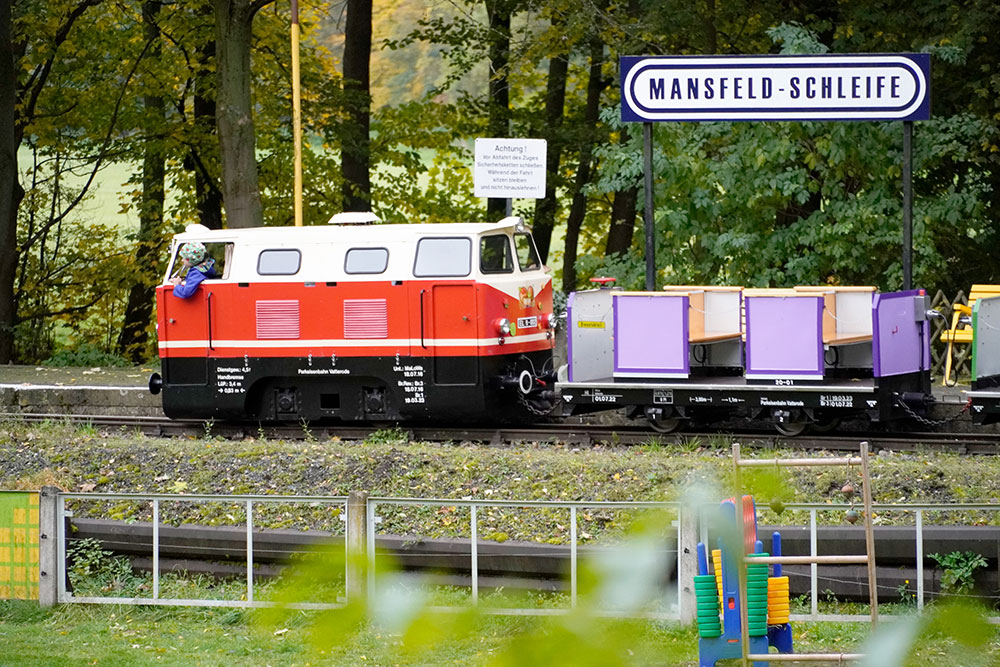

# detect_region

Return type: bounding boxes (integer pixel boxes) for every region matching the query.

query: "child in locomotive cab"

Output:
[169,242,217,298]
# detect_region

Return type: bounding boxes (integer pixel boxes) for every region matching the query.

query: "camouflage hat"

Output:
[178,242,206,264]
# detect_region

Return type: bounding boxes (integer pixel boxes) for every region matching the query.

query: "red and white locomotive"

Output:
[149,214,558,422]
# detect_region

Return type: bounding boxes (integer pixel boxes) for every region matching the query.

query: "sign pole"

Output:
[643,121,655,291]
[903,120,913,290]
[291,0,303,227]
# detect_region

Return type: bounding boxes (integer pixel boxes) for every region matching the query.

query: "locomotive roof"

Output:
[172,216,531,244]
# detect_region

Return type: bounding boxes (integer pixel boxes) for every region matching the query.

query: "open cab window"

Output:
[165,242,233,282]
[514,233,540,271]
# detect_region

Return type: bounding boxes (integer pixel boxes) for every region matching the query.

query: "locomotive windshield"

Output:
[514,233,540,271]
[480,234,514,274]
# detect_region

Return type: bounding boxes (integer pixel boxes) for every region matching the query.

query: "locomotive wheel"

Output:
[773,421,810,437]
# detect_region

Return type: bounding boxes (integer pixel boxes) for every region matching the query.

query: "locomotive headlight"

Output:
[540,313,556,330]
[495,318,511,336]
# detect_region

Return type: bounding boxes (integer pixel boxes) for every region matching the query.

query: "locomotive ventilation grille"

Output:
[344,299,388,338]
[256,300,301,339]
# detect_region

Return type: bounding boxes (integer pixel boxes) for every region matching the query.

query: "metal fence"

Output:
[36,487,1000,623]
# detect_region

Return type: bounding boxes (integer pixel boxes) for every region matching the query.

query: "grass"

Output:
[2,597,999,666]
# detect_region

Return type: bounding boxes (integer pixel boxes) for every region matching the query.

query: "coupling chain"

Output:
[894,395,958,427]
[518,388,559,416]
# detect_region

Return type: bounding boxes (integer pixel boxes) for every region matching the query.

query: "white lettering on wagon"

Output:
[592,390,620,403]
[819,394,854,408]
[760,398,805,407]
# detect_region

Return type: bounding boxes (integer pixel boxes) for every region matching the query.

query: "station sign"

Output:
[474,138,547,199]
[621,54,930,122]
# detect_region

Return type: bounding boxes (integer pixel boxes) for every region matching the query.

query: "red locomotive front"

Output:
[149,215,557,423]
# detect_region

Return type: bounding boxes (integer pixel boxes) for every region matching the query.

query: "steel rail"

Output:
[3,411,1000,452]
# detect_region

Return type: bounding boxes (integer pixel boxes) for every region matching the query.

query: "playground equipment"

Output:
[695,496,793,665]
[695,443,877,666]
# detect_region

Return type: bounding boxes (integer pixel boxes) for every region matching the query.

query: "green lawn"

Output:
[3,600,1000,666]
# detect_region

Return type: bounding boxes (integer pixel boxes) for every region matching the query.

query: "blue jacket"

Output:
[172,262,217,299]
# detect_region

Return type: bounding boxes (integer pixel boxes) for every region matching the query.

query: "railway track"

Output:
[5,411,1000,453]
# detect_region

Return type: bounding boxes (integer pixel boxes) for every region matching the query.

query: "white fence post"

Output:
[678,505,698,625]
[346,490,369,602]
[38,486,60,608]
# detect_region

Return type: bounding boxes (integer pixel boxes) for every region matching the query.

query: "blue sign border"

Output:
[620,54,931,122]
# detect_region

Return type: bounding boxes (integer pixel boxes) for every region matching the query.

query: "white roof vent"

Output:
[328,212,381,225]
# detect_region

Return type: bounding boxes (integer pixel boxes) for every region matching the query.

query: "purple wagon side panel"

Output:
[745,295,823,378]
[873,290,927,377]
[613,294,689,376]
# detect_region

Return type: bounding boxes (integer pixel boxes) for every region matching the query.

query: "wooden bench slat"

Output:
[823,334,873,346]
[689,332,742,344]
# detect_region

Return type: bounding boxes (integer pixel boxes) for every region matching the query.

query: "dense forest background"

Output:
[0,0,997,365]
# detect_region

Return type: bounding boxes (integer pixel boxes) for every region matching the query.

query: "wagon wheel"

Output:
[810,417,841,433]
[773,420,810,437]
[644,407,682,433]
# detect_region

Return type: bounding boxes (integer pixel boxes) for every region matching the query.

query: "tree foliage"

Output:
[2,0,1000,363]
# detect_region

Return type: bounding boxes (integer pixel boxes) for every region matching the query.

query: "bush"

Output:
[44,344,131,368]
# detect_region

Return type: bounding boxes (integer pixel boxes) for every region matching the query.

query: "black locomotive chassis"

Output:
[557,371,931,423]
[160,351,553,422]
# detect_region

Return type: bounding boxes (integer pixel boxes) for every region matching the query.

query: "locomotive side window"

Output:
[413,237,471,277]
[258,249,302,275]
[345,247,389,274]
[480,234,514,274]
[514,233,540,271]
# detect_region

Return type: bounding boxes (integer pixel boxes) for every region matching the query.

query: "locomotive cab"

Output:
[151,217,557,423]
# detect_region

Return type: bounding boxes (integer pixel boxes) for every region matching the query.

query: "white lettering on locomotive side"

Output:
[215,365,248,394]
[297,368,350,375]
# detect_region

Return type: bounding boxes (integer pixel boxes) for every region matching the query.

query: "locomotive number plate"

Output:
[517,316,538,329]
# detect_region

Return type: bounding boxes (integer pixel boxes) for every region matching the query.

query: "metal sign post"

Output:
[620,53,931,290]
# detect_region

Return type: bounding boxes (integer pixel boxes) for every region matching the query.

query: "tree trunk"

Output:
[214,0,270,228]
[561,38,604,294]
[0,0,23,364]
[117,0,167,362]
[605,186,637,256]
[530,53,567,265]
[485,0,511,220]
[341,0,372,212]
[702,0,717,54]
[194,1,223,229]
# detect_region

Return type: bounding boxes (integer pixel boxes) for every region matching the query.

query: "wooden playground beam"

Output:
[747,654,864,663]
[741,555,869,565]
